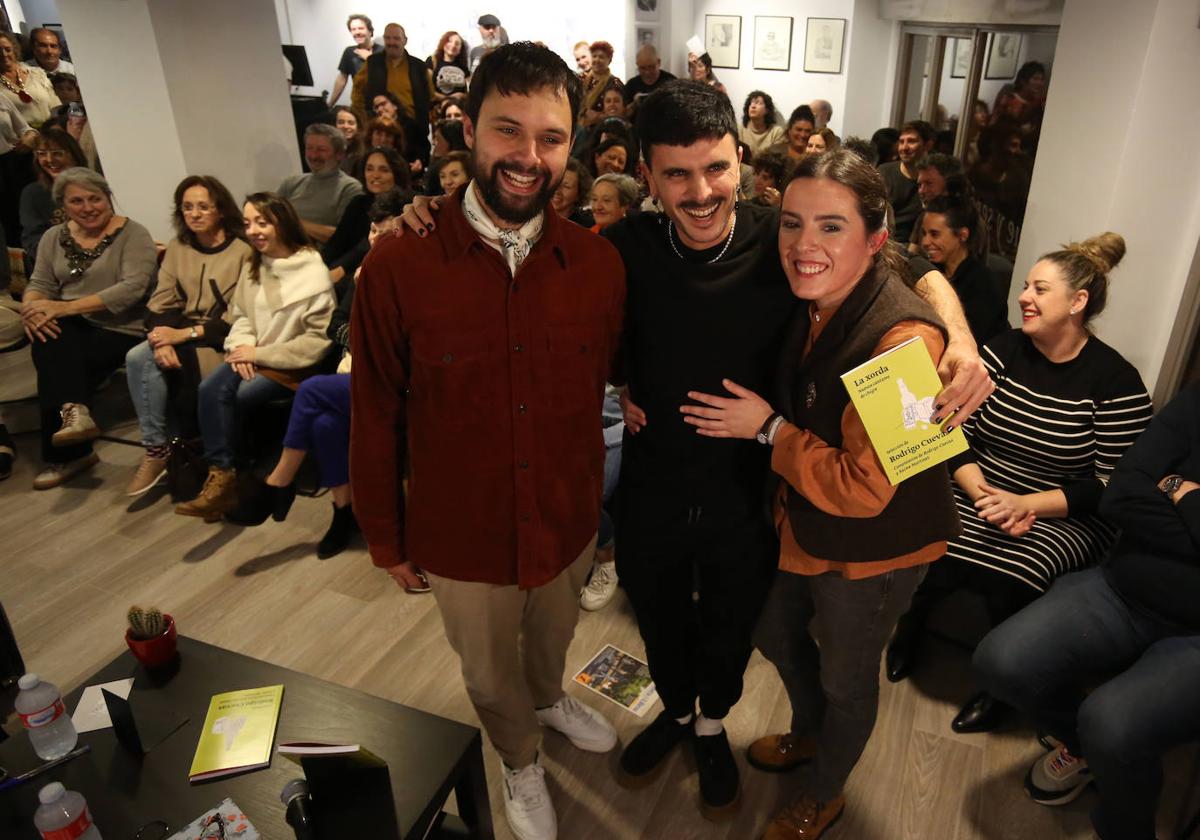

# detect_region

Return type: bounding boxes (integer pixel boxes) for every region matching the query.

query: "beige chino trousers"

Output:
[427,534,597,769]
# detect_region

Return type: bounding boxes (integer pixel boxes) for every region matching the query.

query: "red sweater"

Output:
[349,192,626,588]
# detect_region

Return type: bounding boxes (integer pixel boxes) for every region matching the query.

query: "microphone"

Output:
[280,778,318,840]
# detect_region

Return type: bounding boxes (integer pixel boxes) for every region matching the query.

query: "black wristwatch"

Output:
[756,412,782,445]
[1160,474,1185,499]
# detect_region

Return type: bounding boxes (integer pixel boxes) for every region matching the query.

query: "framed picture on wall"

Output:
[950,38,972,79]
[635,0,659,23]
[704,15,741,69]
[803,18,845,74]
[753,16,792,72]
[635,25,660,51]
[985,32,1022,79]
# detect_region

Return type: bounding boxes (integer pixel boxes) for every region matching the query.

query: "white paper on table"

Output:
[686,36,704,56]
[71,678,135,732]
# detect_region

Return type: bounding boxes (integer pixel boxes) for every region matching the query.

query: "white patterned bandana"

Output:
[461,181,544,275]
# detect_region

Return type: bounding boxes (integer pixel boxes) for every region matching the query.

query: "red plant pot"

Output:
[125,614,178,667]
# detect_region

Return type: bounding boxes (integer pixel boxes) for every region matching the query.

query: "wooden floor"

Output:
[1,358,1196,839]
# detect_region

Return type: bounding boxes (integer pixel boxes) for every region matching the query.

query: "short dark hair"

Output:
[29,27,60,46]
[346,14,373,34]
[841,135,878,166]
[870,127,899,164]
[433,119,468,152]
[242,192,312,280]
[355,145,413,191]
[900,120,936,145]
[589,136,634,177]
[636,80,738,168]
[741,90,777,129]
[924,194,979,237]
[915,153,969,196]
[1015,61,1046,90]
[172,175,245,247]
[786,105,816,130]
[466,43,583,136]
[563,158,593,212]
[369,187,410,222]
[751,150,789,190]
[31,127,86,186]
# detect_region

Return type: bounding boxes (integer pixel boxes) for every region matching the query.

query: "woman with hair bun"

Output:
[886,231,1154,735]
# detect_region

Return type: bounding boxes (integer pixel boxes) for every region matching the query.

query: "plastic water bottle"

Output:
[34,782,102,840]
[16,674,78,760]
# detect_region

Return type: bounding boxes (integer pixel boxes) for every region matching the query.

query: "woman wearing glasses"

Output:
[19,127,87,269]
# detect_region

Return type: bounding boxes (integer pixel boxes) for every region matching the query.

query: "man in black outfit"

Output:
[606,82,994,822]
[623,45,675,119]
[879,120,934,243]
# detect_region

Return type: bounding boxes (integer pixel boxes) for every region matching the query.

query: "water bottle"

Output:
[16,674,78,760]
[34,782,102,840]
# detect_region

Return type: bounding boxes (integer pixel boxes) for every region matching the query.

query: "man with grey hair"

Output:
[624,44,675,118]
[278,123,363,243]
[810,98,832,131]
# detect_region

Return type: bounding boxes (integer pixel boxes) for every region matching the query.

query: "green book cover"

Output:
[188,684,284,782]
[840,336,968,486]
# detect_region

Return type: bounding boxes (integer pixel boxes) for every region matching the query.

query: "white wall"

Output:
[841,0,899,138]
[12,0,58,32]
[275,0,628,103]
[54,0,299,241]
[880,0,1063,25]
[687,0,856,135]
[1012,0,1200,394]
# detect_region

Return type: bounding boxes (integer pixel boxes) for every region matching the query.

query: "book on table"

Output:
[840,336,968,486]
[188,684,284,782]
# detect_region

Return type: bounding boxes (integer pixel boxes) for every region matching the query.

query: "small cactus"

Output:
[128,606,167,640]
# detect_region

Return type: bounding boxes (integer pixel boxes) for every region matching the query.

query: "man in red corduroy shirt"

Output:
[349,43,626,840]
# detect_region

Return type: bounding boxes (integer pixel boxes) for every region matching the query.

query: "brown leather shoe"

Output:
[175,466,237,522]
[761,793,846,840]
[746,732,817,773]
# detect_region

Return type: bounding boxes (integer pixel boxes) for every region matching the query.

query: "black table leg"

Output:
[453,735,493,839]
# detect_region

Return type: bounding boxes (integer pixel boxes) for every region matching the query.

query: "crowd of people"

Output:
[0,17,1194,840]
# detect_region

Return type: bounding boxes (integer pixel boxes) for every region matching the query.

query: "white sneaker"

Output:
[536,694,617,752]
[580,560,618,611]
[1025,744,1092,805]
[502,759,557,840]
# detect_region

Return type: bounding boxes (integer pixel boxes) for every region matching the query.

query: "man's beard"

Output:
[482,36,500,49]
[475,156,559,225]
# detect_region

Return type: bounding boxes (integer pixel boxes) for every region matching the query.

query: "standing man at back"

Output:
[880,120,935,242]
[350,43,624,840]
[328,14,381,108]
[352,22,434,167]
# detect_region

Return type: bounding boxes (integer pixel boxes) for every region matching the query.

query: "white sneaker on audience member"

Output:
[51,403,101,447]
[502,759,557,840]
[580,559,618,611]
[536,694,618,752]
[32,453,100,490]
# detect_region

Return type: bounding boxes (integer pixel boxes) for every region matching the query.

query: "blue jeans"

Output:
[197,364,292,469]
[975,567,1200,840]
[281,374,350,488]
[597,392,624,549]
[125,340,170,447]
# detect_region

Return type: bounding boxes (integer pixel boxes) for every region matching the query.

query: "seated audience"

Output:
[21,168,156,490]
[19,128,86,270]
[588,173,637,232]
[370,91,404,122]
[624,45,674,119]
[920,195,1008,343]
[277,123,364,244]
[436,95,465,122]
[433,151,471,195]
[327,13,380,108]
[771,105,816,162]
[42,72,99,171]
[879,120,934,243]
[0,94,36,245]
[580,40,617,127]
[739,90,785,161]
[909,152,969,249]
[551,158,593,227]
[805,127,840,156]
[589,136,633,178]
[323,145,411,287]
[687,53,726,95]
[123,175,252,495]
[25,27,75,78]
[364,115,404,151]
[749,150,789,207]
[870,127,899,165]
[598,85,627,120]
[0,32,60,129]
[176,193,334,521]
[886,233,1153,736]
[975,381,1200,838]
[332,105,365,172]
[427,30,470,104]
[431,118,467,158]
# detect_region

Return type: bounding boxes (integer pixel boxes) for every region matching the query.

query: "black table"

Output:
[0,637,492,839]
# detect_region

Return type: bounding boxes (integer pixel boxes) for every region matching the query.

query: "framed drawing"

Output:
[753,16,792,72]
[634,0,659,23]
[635,25,660,51]
[704,15,741,69]
[985,32,1021,79]
[803,18,845,74]
[950,38,972,79]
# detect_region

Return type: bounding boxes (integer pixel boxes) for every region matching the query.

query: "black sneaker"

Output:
[693,729,740,821]
[617,711,691,788]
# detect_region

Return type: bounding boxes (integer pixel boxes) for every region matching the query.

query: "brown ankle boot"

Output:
[175,467,237,522]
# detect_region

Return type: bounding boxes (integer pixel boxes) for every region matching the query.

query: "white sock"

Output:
[675,712,694,726]
[694,713,724,737]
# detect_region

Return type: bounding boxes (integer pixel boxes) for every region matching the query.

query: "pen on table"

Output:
[0,744,91,792]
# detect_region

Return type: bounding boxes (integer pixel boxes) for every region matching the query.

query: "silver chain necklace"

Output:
[667,210,737,264]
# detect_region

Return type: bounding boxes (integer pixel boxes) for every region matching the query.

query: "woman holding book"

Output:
[885,232,1153,735]
[678,149,960,840]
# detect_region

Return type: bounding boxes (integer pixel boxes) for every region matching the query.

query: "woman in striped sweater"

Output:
[886,231,1154,733]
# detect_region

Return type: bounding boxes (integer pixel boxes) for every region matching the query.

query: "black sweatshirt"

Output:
[1100,382,1200,632]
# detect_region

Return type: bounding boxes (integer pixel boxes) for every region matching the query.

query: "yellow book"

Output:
[188,684,284,782]
[840,337,968,486]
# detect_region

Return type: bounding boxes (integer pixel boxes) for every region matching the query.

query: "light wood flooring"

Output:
[1,349,1197,839]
